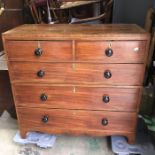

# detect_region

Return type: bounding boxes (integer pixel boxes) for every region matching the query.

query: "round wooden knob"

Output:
[105,48,113,57]
[103,95,110,103]
[42,116,48,123]
[34,48,42,56]
[101,118,108,126]
[37,70,45,77]
[40,93,48,101]
[104,70,112,79]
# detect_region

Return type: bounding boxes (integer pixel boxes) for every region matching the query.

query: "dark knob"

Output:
[104,70,112,79]
[34,48,42,56]
[40,93,48,101]
[37,70,45,77]
[103,95,110,103]
[105,48,113,57]
[101,118,108,126]
[42,116,48,123]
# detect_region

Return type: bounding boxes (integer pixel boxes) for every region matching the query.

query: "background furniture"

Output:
[139,9,155,116]
[70,0,113,24]
[0,0,24,51]
[3,24,150,144]
[0,53,16,118]
[0,70,16,118]
[0,0,24,118]
[26,0,113,24]
[144,7,155,33]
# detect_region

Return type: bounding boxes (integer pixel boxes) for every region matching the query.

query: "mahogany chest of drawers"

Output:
[2,24,150,144]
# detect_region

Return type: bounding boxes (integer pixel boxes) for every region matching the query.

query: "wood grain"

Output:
[76,41,146,63]
[6,41,72,61]
[17,107,137,135]
[13,84,141,112]
[9,62,145,86]
[2,24,150,41]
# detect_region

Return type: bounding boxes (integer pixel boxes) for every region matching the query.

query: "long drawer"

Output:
[13,85,141,111]
[17,108,137,134]
[76,41,146,63]
[5,41,72,61]
[9,62,145,85]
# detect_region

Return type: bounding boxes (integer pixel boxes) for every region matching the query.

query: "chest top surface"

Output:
[2,24,149,41]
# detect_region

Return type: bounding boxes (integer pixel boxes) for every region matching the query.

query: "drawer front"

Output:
[76,41,146,63]
[17,108,137,133]
[10,62,145,85]
[6,41,72,61]
[14,85,141,111]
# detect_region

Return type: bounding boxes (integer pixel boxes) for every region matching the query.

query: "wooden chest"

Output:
[2,24,150,144]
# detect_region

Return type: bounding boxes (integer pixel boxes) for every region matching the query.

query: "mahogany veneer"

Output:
[17,108,137,135]
[6,41,72,61]
[13,84,141,111]
[9,62,145,85]
[2,24,150,144]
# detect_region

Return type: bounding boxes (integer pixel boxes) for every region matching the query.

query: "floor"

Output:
[0,111,114,155]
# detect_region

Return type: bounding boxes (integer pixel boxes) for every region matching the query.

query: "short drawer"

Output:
[9,62,145,85]
[76,41,146,63]
[5,41,72,61]
[17,108,137,134]
[13,85,141,112]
